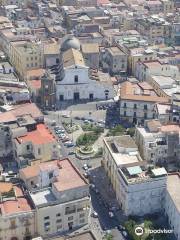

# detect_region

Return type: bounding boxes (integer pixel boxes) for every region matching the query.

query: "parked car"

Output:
[109,211,114,218]
[117,225,125,231]
[62,137,70,142]
[64,141,74,147]
[122,231,128,237]
[83,172,89,178]
[54,126,63,131]
[91,211,98,218]
[83,164,89,171]
[74,116,81,120]
[56,129,65,134]
[68,151,75,155]
[61,113,70,118]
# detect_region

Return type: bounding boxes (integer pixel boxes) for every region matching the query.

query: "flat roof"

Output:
[17,124,56,145]
[30,189,56,206]
[0,197,33,215]
[52,231,96,240]
[167,174,180,212]
[21,159,87,194]
[54,159,87,192]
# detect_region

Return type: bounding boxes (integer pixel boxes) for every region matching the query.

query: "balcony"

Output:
[65,209,76,215]
[10,224,17,230]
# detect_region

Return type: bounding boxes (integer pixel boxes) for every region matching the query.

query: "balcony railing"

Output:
[65,209,76,215]
[10,224,17,229]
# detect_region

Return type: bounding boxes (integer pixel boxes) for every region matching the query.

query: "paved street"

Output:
[45,110,127,239]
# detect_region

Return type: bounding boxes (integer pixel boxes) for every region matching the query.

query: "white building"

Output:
[55,37,114,102]
[103,135,167,216]
[135,120,180,165]
[119,81,169,124]
[165,174,180,240]
[135,60,179,82]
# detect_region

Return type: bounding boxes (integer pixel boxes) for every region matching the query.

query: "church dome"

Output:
[60,36,81,52]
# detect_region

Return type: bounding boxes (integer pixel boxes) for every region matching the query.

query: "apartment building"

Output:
[103,135,167,216]
[135,60,179,82]
[0,124,12,158]
[10,41,44,80]
[135,120,180,165]
[135,17,170,44]
[20,159,90,238]
[81,43,99,69]
[172,92,180,123]
[100,46,127,75]
[0,183,36,240]
[165,173,180,240]
[161,0,174,13]
[128,48,157,75]
[119,81,169,124]
[13,123,60,167]
[144,0,163,14]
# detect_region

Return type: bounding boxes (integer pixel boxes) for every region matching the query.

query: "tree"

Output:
[103,233,113,240]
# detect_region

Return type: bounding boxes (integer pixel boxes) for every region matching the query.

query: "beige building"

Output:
[81,43,99,69]
[13,123,60,167]
[0,183,36,240]
[128,48,157,75]
[161,0,174,13]
[135,17,168,44]
[119,81,169,124]
[10,41,44,80]
[103,135,167,216]
[100,46,127,75]
[20,159,90,238]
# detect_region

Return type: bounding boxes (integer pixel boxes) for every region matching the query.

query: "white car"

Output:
[109,211,114,218]
[83,164,89,171]
[91,211,98,218]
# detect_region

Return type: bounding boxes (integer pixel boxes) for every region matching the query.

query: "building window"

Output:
[134,104,137,109]
[26,145,30,150]
[56,219,62,223]
[30,181,34,186]
[144,113,147,119]
[79,213,85,218]
[49,172,53,179]
[144,104,148,110]
[74,75,78,83]
[123,103,126,108]
[44,222,50,231]
[44,216,50,220]
[68,216,73,221]
[79,219,85,224]
[124,111,126,117]
[56,213,61,217]
[134,112,136,117]
[38,148,41,155]
[57,225,62,231]
[65,206,76,215]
